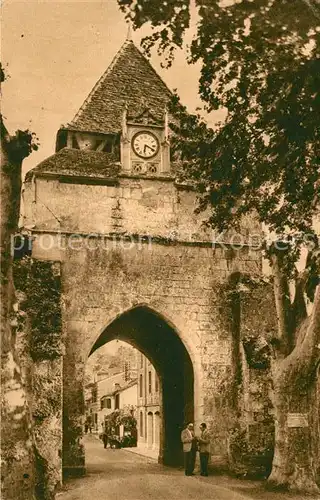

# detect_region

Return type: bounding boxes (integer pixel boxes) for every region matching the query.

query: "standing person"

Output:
[102,424,109,449]
[181,423,197,476]
[198,422,210,476]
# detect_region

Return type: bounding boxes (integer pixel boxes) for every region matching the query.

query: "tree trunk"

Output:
[1,119,36,499]
[268,285,320,494]
[268,360,319,494]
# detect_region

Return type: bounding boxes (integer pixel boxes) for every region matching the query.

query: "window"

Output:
[101,397,112,410]
[103,142,112,153]
[155,374,159,393]
[139,374,143,397]
[72,134,79,149]
[92,387,97,403]
[140,353,144,368]
[140,411,143,437]
[148,371,152,394]
[115,394,120,410]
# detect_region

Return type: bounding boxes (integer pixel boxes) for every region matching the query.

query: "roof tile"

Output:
[25,148,120,181]
[69,40,172,134]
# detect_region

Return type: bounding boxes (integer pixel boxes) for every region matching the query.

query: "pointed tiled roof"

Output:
[69,40,172,135]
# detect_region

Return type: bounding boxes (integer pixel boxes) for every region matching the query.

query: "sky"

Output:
[1,0,220,175]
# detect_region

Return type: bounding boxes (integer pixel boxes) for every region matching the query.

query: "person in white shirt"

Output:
[181,422,197,476]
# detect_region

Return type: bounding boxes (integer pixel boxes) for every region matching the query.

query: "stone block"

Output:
[122,187,131,198]
[130,188,142,200]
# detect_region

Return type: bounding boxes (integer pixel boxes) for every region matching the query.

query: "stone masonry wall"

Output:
[32,235,262,471]
[230,277,277,477]
[24,173,264,473]
[13,258,63,498]
[23,175,261,244]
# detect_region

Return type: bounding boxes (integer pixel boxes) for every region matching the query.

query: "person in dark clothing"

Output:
[102,431,108,449]
[198,422,210,476]
[101,422,110,448]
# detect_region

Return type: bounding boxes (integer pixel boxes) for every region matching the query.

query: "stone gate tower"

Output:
[23,37,270,478]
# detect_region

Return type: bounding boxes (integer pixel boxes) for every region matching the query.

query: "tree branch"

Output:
[301,0,320,19]
[290,270,308,343]
[271,253,293,357]
[278,285,320,385]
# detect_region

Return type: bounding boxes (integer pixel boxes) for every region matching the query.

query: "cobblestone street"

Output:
[57,435,315,500]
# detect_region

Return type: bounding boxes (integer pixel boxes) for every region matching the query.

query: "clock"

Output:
[132,131,159,159]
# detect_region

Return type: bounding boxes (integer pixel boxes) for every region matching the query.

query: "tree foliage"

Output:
[104,407,137,431]
[118,0,320,271]
[2,129,39,164]
[13,257,62,361]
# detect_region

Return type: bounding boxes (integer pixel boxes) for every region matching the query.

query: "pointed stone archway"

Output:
[88,305,195,466]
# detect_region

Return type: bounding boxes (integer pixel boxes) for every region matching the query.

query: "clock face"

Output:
[132,131,159,159]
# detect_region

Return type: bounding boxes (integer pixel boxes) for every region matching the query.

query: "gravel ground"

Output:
[57,435,319,500]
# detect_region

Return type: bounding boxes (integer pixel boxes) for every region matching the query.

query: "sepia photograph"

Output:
[1,0,320,499]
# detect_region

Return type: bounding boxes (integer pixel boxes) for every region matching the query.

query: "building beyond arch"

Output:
[80,306,194,466]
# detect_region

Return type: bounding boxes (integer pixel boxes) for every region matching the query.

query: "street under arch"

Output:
[88,305,195,466]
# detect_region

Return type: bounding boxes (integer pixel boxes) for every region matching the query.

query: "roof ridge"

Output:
[128,41,173,99]
[96,371,125,383]
[71,40,134,126]
[70,40,172,131]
